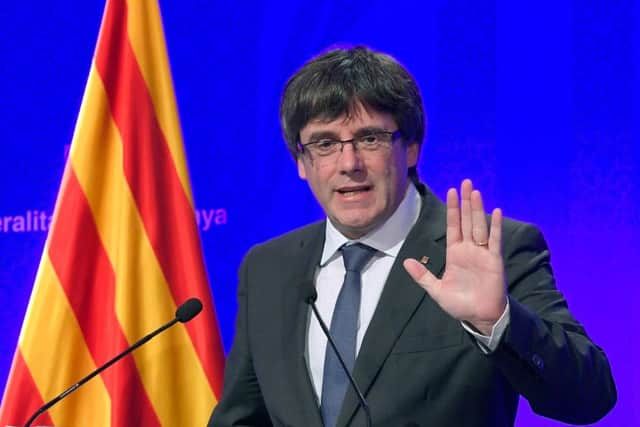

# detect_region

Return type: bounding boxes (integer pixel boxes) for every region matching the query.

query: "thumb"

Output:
[403,258,439,295]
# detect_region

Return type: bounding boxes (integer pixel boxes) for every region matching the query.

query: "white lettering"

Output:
[215,208,228,225]
[0,208,226,234]
[12,216,25,232]
[201,209,215,231]
[41,212,49,231]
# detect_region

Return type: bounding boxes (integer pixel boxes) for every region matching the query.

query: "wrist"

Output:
[469,297,508,336]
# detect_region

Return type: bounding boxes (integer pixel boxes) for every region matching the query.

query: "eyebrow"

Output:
[306,130,340,142]
[306,126,390,142]
[352,126,390,137]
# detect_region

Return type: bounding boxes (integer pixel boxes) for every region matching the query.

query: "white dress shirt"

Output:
[306,183,510,401]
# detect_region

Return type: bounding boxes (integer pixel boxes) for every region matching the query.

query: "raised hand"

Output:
[403,179,506,335]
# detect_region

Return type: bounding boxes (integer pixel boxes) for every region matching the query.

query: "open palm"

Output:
[404,179,506,335]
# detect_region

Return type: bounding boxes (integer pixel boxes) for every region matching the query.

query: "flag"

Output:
[0,0,225,425]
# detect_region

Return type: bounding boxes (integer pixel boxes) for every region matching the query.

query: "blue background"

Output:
[0,1,638,425]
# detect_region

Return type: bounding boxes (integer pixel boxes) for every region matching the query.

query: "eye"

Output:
[309,139,338,155]
[317,139,335,148]
[359,134,380,146]
[316,139,337,150]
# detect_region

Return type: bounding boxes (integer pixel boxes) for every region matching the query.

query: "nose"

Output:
[337,141,364,173]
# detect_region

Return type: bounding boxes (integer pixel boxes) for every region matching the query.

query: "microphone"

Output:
[301,281,372,427]
[23,297,203,427]
[176,297,203,322]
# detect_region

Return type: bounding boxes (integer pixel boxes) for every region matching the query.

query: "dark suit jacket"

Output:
[209,184,616,427]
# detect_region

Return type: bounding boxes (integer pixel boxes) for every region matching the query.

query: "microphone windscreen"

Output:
[176,298,203,323]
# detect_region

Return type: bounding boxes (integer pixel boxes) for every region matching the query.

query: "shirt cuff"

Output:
[460,298,510,354]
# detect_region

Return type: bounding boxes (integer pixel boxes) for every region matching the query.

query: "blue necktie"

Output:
[321,243,376,427]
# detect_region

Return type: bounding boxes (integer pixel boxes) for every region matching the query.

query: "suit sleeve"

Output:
[490,221,616,425]
[208,250,273,427]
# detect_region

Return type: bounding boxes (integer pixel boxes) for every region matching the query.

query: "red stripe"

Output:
[0,350,54,426]
[47,167,161,426]
[94,0,224,395]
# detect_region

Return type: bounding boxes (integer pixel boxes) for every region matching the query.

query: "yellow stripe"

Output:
[124,0,194,206]
[69,64,214,426]
[19,255,110,425]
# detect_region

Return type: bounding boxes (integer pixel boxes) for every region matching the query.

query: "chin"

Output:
[333,215,382,238]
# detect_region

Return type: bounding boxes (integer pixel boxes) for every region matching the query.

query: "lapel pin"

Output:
[419,256,429,265]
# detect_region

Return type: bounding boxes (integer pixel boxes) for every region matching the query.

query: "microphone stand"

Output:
[307,298,372,427]
[23,298,202,427]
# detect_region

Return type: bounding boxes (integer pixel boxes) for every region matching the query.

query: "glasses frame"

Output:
[297,129,403,159]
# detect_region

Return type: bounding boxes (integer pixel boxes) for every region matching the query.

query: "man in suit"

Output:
[208,46,616,426]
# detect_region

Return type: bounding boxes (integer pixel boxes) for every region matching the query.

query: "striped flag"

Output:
[0,0,224,425]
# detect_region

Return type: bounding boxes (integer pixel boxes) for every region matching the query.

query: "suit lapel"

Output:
[280,222,326,427]
[337,185,448,427]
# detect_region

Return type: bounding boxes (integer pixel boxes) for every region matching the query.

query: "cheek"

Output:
[378,152,410,196]
[298,158,332,185]
[377,152,405,181]
[305,165,336,194]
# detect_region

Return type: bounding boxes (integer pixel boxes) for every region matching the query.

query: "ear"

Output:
[297,156,308,180]
[406,142,419,167]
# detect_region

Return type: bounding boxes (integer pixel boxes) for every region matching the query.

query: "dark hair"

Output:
[279,46,426,163]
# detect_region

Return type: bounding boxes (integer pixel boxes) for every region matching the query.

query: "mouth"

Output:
[335,185,373,198]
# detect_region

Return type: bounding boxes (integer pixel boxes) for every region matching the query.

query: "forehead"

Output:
[299,104,397,139]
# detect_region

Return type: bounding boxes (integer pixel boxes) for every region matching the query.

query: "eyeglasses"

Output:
[298,129,403,160]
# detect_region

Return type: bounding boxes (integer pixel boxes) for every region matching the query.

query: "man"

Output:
[208,46,616,426]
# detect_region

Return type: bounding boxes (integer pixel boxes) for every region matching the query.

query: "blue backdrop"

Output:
[0,1,637,425]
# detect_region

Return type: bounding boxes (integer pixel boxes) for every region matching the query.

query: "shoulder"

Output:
[236,220,325,296]
[243,220,325,263]
[500,216,548,253]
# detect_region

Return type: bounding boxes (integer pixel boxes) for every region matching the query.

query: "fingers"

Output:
[460,179,473,241]
[403,258,439,294]
[488,208,502,255]
[446,188,461,247]
[471,189,489,245]
[448,179,493,247]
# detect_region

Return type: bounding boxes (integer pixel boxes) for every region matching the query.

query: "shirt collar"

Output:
[320,182,422,265]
